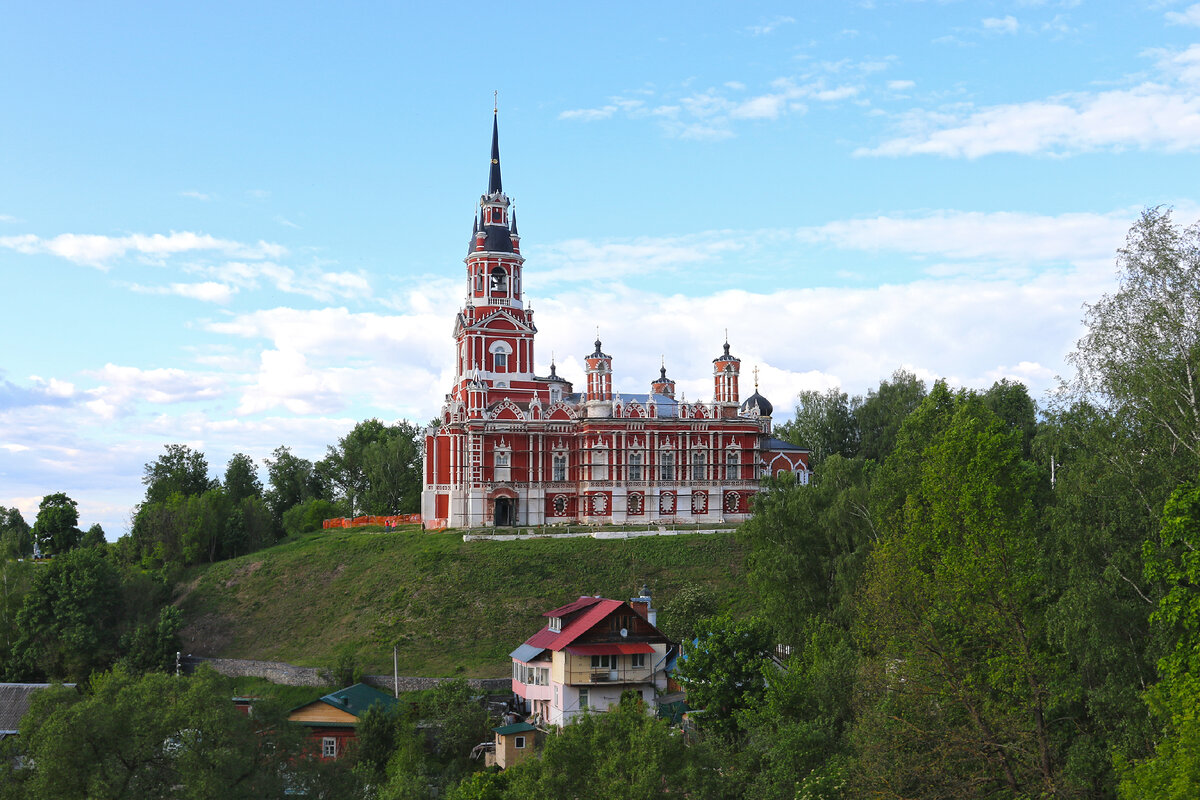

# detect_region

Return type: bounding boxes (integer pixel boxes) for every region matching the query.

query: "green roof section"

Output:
[290,683,399,718]
[493,722,537,735]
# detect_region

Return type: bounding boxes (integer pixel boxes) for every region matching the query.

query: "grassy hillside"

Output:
[176,528,750,678]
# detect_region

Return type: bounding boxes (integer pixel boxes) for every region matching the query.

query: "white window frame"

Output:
[322,737,337,758]
[494,447,511,482]
[578,688,589,710]
[659,450,675,481]
[552,453,567,482]
[628,451,643,481]
[631,653,646,669]
[725,449,740,480]
[515,735,526,749]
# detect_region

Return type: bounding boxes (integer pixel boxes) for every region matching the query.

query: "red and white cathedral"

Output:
[420,113,809,529]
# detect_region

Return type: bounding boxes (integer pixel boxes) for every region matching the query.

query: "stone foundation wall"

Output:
[183,655,508,693]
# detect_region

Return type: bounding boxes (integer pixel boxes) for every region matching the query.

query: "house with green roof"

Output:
[288,683,398,760]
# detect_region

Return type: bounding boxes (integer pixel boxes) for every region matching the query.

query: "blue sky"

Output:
[4,1,1200,537]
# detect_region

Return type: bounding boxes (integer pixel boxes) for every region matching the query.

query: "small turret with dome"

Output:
[740,366,773,418]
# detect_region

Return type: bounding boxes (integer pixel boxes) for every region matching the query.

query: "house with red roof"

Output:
[510,590,673,726]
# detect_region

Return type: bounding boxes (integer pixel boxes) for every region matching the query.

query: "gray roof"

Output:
[510,643,546,663]
[0,683,71,734]
[765,436,808,453]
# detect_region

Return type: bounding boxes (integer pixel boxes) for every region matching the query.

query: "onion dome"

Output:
[740,391,773,417]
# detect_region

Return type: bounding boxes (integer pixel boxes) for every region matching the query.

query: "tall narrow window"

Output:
[553,453,567,482]
[691,451,706,481]
[628,451,643,481]
[659,451,675,481]
[726,450,740,480]
[494,449,510,482]
[578,688,589,710]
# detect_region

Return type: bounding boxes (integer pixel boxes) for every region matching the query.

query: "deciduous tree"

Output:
[31,492,81,556]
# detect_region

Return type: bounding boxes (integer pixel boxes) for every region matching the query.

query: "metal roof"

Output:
[565,643,654,655]
[493,722,537,735]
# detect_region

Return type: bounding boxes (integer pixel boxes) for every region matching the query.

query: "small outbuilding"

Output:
[491,721,538,769]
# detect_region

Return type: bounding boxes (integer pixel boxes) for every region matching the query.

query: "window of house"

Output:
[628,451,643,481]
[628,492,644,514]
[578,688,589,710]
[550,386,561,403]
[322,737,337,758]
[659,451,675,481]
[552,453,567,482]
[495,449,510,482]
[691,451,706,480]
[538,667,549,685]
[631,653,646,669]
[726,450,740,480]
[591,654,615,669]
[549,616,562,632]
[515,736,526,749]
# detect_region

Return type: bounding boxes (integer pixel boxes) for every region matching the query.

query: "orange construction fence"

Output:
[322,513,422,529]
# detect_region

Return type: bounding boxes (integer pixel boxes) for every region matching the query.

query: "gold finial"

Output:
[494,91,498,113]
[754,365,760,390]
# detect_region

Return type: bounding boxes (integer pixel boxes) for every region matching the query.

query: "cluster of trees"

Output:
[128,418,422,571]
[0,671,497,800]
[715,207,1200,798]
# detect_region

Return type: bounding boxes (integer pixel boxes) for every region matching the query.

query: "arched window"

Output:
[489,341,512,372]
[490,267,508,294]
[725,449,740,480]
[552,453,567,482]
[691,451,706,481]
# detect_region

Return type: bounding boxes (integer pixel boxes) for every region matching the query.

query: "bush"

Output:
[282,498,346,537]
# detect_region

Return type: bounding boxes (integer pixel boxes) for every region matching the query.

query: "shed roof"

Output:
[493,722,537,735]
[290,683,399,720]
[0,683,71,734]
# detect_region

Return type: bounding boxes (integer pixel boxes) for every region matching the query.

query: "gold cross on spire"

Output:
[754,365,760,390]
[493,90,498,113]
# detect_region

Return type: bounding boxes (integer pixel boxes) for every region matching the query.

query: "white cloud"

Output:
[748,16,795,36]
[81,364,227,419]
[887,80,915,90]
[180,190,211,201]
[1166,3,1200,26]
[0,230,286,268]
[982,15,1020,34]
[861,45,1200,157]
[131,281,237,303]
[797,209,1131,264]
[200,261,371,301]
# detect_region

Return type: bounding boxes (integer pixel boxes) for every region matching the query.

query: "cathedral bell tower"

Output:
[713,339,741,418]
[452,110,536,394]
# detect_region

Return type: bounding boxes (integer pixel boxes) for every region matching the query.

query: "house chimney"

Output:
[630,584,656,626]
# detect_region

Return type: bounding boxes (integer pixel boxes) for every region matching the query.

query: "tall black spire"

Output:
[488,110,502,195]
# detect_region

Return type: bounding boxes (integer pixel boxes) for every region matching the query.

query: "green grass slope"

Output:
[176,529,749,678]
